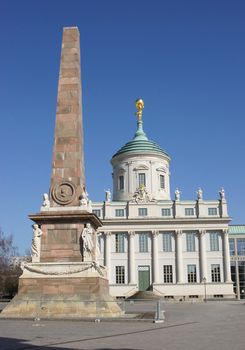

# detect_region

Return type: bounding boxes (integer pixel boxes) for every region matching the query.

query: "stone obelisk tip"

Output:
[49,27,85,207]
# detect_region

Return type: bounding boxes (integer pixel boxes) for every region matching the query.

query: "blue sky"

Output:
[1,0,245,254]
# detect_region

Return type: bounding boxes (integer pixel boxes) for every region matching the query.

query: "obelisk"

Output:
[50,27,85,207]
[1,27,121,319]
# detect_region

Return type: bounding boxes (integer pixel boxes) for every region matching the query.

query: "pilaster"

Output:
[152,230,160,284]
[128,231,136,284]
[175,230,183,283]
[104,231,111,275]
[199,229,207,281]
[223,229,232,282]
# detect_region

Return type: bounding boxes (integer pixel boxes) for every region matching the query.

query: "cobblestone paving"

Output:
[0,301,245,350]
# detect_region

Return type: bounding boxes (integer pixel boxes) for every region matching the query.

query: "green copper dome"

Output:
[112,115,170,160]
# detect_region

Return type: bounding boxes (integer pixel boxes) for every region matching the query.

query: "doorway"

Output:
[138,265,150,291]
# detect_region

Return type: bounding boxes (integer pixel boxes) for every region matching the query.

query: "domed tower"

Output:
[111,99,171,202]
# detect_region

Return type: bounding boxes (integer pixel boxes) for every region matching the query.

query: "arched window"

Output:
[118,175,124,190]
[160,174,165,189]
[138,173,146,187]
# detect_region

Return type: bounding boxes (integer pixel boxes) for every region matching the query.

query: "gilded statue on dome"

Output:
[135,98,144,122]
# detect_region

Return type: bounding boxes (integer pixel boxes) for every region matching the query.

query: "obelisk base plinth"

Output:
[1,262,122,318]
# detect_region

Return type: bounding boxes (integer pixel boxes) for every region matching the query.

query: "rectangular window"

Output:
[162,233,172,252]
[139,173,146,186]
[185,208,195,216]
[138,208,148,216]
[208,208,218,216]
[92,209,101,217]
[139,233,148,252]
[115,233,125,253]
[115,209,124,217]
[119,175,124,190]
[237,238,245,255]
[186,232,195,252]
[160,174,165,189]
[211,264,221,282]
[116,266,125,284]
[162,208,171,217]
[163,265,173,283]
[229,238,235,256]
[187,264,197,283]
[210,232,219,251]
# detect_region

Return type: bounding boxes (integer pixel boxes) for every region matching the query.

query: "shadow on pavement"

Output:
[0,336,142,350]
[0,322,197,350]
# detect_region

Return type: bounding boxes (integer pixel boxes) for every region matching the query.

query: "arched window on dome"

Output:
[118,175,124,190]
[160,174,165,189]
[138,173,146,187]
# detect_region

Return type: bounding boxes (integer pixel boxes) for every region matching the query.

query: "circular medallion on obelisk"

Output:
[52,181,76,205]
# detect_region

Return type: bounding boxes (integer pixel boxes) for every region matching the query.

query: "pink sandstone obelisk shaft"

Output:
[50,27,85,207]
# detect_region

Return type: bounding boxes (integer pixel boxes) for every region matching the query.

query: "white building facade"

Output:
[92,100,234,300]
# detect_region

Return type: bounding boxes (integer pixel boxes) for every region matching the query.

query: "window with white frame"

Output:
[138,173,146,187]
[187,264,197,283]
[208,207,218,216]
[115,209,124,217]
[139,233,148,252]
[118,175,124,190]
[185,208,195,216]
[138,208,148,216]
[162,208,171,217]
[163,265,173,283]
[229,238,235,256]
[116,266,125,284]
[115,233,125,253]
[162,233,172,252]
[211,264,221,282]
[186,232,195,252]
[210,232,219,251]
[160,174,165,189]
[92,209,101,217]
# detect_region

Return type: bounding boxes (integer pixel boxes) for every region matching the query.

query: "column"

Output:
[128,231,136,284]
[235,260,240,300]
[223,229,232,282]
[152,230,160,284]
[104,231,111,274]
[234,238,240,300]
[199,230,207,281]
[175,230,184,283]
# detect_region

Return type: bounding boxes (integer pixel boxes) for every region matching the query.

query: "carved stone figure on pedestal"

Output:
[219,187,225,200]
[175,188,181,201]
[31,224,42,262]
[132,184,153,203]
[81,223,94,261]
[197,188,203,200]
[41,193,50,209]
[105,189,111,202]
[79,186,89,206]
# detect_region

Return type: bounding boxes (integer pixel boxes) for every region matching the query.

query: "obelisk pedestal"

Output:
[1,27,121,318]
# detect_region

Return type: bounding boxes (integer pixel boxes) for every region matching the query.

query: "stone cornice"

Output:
[29,211,102,227]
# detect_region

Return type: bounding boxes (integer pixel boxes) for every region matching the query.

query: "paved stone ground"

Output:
[0,301,245,350]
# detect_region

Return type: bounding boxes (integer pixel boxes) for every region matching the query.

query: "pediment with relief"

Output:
[133,164,149,171]
[156,166,166,173]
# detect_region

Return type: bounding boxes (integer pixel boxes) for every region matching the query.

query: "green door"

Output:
[138,265,150,291]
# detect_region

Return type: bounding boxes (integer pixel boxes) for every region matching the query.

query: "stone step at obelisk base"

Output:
[1,27,122,319]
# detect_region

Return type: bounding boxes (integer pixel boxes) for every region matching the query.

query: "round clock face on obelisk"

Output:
[51,181,76,205]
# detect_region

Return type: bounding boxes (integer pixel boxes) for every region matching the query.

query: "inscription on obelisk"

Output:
[50,27,85,207]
